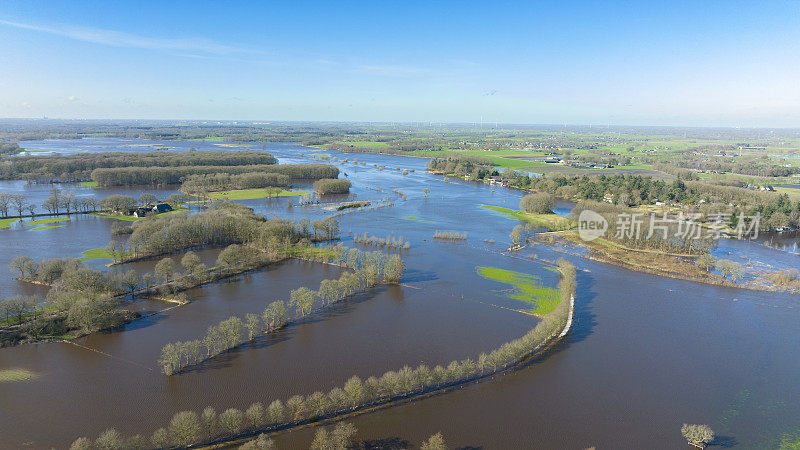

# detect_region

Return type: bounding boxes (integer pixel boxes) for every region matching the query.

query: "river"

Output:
[0,138,798,449]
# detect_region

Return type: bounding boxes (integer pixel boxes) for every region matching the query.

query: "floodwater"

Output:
[1,138,799,449]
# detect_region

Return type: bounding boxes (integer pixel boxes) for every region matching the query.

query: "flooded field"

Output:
[1,138,799,448]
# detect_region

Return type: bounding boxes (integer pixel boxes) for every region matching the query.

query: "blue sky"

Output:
[0,1,798,126]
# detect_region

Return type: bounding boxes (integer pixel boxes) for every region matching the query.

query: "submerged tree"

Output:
[681,424,714,448]
[289,287,315,318]
[154,257,176,282]
[420,432,447,450]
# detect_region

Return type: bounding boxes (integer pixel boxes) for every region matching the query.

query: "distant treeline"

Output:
[92,163,339,187]
[181,172,291,194]
[0,151,276,180]
[429,156,800,232]
[658,157,800,178]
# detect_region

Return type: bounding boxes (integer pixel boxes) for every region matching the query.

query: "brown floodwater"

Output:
[1,139,799,449]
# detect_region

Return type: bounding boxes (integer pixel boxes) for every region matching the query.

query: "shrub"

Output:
[313,178,351,194]
[520,193,555,214]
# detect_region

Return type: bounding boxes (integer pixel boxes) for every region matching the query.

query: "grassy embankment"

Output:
[283,245,341,261]
[79,248,133,262]
[481,205,575,231]
[27,217,71,231]
[476,266,561,316]
[0,218,17,229]
[206,188,310,200]
[0,369,38,383]
[0,217,71,230]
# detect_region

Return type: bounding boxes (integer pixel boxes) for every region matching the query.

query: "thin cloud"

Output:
[0,19,254,55]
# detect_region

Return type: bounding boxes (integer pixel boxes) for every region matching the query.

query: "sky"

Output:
[0,0,799,127]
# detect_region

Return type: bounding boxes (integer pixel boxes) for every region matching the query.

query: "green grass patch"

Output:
[402,216,436,224]
[89,212,140,222]
[775,186,800,199]
[481,205,575,230]
[26,217,70,226]
[207,188,310,200]
[78,181,98,187]
[0,369,38,383]
[31,225,66,231]
[0,218,19,229]
[188,136,227,141]
[81,248,114,260]
[334,140,391,149]
[476,266,561,316]
[79,248,131,261]
[284,244,342,260]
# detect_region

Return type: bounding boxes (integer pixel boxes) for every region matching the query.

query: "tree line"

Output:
[353,232,410,250]
[1,150,277,181]
[0,192,37,217]
[181,172,292,194]
[72,260,575,448]
[433,231,467,241]
[92,163,339,187]
[160,246,406,375]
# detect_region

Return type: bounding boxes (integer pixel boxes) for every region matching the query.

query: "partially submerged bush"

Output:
[313,178,351,195]
[520,193,555,214]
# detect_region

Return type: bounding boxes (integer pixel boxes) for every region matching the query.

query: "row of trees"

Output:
[43,187,99,215]
[84,259,574,448]
[0,187,185,218]
[662,154,800,177]
[1,151,277,180]
[353,232,410,250]
[313,178,352,195]
[92,163,339,187]
[0,192,34,217]
[433,231,467,241]
[181,172,291,194]
[160,248,406,374]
